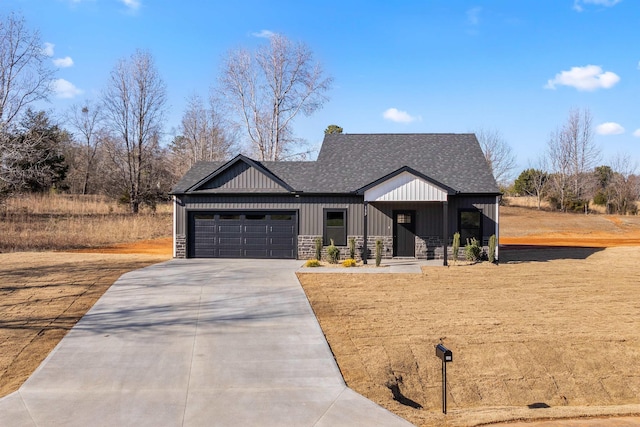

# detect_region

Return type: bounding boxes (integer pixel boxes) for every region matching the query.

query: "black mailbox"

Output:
[435,344,452,362]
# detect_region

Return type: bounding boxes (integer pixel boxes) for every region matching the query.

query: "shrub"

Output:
[342,258,357,267]
[305,259,321,267]
[314,237,322,261]
[375,239,383,267]
[326,239,340,264]
[452,232,460,264]
[488,234,497,263]
[464,238,482,262]
[348,237,356,260]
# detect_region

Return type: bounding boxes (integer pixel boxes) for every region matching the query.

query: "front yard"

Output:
[297,246,640,426]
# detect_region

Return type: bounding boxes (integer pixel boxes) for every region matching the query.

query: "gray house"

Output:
[170,133,501,265]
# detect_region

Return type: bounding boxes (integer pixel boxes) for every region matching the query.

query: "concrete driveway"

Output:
[0,259,412,427]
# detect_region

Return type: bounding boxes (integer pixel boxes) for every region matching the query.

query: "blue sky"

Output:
[3,0,639,177]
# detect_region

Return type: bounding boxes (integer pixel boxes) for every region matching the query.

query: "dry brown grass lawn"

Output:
[298,206,640,426]
[0,252,170,397]
[0,193,172,252]
[0,194,172,397]
[2,199,640,427]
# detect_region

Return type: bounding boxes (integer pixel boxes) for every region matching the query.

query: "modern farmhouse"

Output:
[170,133,501,265]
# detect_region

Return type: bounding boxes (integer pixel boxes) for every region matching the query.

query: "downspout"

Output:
[363,201,368,264]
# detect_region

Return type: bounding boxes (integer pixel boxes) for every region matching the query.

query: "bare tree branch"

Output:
[218,33,332,160]
[102,50,167,213]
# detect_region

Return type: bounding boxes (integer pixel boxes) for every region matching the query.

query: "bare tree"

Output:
[475,128,517,186]
[218,33,332,161]
[609,154,639,215]
[65,101,104,194]
[102,50,167,213]
[0,12,55,200]
[0,12,54,129]
[169,93,235,176]
[564,108,600,202]
[546,108,600,212]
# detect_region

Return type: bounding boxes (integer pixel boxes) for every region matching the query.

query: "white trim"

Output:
[172,195,177,258]
[364,171,448,202]
[495,195,500,260]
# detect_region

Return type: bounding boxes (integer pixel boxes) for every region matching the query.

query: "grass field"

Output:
[1,197,640,426]
[0,193,172,252]
[297,206,640,426]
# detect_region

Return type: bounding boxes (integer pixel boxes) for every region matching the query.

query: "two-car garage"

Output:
[187,211,297,259]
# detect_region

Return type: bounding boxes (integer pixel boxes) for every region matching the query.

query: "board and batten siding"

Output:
[200,162,288,192]
[175,194,364,236]
[448,196,498,238]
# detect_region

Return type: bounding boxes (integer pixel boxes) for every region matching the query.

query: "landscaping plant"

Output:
[342,258,356,267]
[348,237,356,260]
[375,239,383,267]
[305,259,321,267]
[464,237,482,262]
[488,234,497,263]
[326,239,340,264]
[314,237,323,261]
[452,232,460,264]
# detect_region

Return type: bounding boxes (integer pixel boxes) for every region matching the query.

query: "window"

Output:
[324,209,347,246]
[219,214,241,220]
[459,210,482,244]
[270,214,293,221]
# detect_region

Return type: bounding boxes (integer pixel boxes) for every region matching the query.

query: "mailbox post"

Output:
[435,344,453,414]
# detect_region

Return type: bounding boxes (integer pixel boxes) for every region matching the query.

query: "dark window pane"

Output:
[324,210,346,246]
[326,211,344,226]
[397,213,412,224]
[460,211,480,228]
[271,214,293,221]
[194,214,215,220]
[245,214,266,220]
[219,214,241,220]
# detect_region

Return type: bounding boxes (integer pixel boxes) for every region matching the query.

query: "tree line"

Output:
[510,108,639,214]
[0,12,332,213]
[1,12,638,215]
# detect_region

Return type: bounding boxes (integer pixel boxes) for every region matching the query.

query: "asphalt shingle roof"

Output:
[170,134,499,195]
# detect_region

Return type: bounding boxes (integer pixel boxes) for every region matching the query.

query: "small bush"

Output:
[348,237,356,259]
[305,259,321,267]
[488,234,497,263]
[464,238,482,262]
[375,239,383,267]
[452,232,460,264]
[342,258,357,267]
[314,237,322,260]
[326,239,340,264]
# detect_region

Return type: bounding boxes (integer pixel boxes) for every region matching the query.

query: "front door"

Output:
[393,210,416,257]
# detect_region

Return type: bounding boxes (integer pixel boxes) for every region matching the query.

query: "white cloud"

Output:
[573,0,622,12]
[51,79,83,99]
[252,30,275,38]
[120,0,141,11]
[43,42,55,57]
[466,7,482,26]
[633,129,640,137]
[53,56,74,68]
[382,108,420,124]
[596,122,625,135]
[545,65,620,91]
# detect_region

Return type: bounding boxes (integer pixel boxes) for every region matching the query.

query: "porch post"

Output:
[363,201,368,264]
[442,200,448,266]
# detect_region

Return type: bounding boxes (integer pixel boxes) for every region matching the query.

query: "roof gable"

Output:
[186,155,293,193]
[362,170,450,202]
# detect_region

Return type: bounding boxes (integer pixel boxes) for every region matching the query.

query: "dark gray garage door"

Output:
[188,211,297,259]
